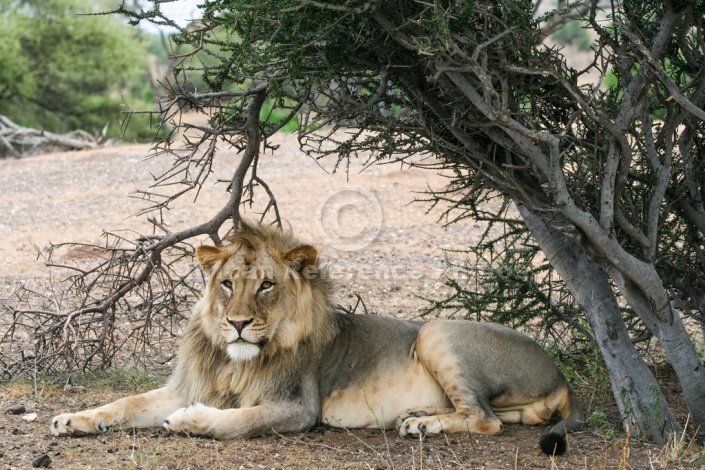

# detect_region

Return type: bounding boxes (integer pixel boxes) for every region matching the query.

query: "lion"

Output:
[51,222,583,455]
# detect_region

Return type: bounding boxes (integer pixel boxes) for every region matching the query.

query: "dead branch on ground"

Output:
[0,115,106,158]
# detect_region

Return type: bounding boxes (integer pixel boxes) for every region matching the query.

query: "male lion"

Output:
[51,222,583,455]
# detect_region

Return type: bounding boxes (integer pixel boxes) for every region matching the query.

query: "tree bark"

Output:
[518,204,679,444]
[604,268,705,442]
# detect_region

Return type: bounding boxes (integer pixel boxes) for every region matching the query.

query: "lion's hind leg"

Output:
[395,407,454,431]
[398,321,505,438]
[397,406,502,437]
[493,400,554,425]
[396,358,503,437]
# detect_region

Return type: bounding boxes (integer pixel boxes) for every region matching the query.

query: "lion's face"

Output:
[195,226,319,362]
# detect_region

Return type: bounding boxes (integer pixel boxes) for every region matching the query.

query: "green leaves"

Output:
[0,0,150,141]
[120,0,705,348]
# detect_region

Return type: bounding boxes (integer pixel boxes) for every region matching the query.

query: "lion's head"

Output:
[194,222,334,363]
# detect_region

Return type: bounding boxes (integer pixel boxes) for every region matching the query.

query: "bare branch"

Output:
[620,20,705,122]
[1,81,271,376]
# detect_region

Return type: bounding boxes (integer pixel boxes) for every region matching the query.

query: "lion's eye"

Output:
[259,281,274,292]
[222,280,233,291]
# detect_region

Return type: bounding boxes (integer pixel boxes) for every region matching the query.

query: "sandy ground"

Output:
[0,135,483,314]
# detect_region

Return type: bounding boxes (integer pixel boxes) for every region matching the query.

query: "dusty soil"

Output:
[0,135,694,469]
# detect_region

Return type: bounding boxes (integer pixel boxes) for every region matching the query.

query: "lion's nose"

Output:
[227,318,253,334]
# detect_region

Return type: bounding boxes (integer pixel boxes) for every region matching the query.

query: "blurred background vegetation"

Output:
[0,0,171,143]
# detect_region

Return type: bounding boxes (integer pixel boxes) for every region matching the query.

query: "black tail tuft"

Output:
[539,432,567,456]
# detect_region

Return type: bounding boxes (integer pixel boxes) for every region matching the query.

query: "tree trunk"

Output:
[605,268,705,442]
[518,204,679,444]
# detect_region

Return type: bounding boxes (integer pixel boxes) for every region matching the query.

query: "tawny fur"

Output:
[51,222,582,454]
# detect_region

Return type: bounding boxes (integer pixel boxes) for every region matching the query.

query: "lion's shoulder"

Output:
[317,313,421,390]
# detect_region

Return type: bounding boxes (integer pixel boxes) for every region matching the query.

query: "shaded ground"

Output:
[0,377,675,469]
[0,135,699,468]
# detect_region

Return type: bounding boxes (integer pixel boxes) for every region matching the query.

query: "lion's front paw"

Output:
[51,412,108,437]
[398,416,443,438]
[163,403,218,437]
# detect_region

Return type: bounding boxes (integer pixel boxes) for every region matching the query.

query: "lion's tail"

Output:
[539,384,584,456]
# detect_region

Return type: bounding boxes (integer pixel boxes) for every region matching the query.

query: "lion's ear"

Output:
[196,245,228,275]
[285,245,318,273]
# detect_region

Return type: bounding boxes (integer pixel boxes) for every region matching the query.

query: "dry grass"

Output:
[654,415,705,469]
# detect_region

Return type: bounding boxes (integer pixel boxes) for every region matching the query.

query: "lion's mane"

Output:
[167,223,337,409]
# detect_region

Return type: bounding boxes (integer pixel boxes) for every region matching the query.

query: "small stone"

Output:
[32,453,51,468]
[22,412,38,422]
[6,404,26,415]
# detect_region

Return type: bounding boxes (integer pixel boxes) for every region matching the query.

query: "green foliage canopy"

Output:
[123,1,705,334]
